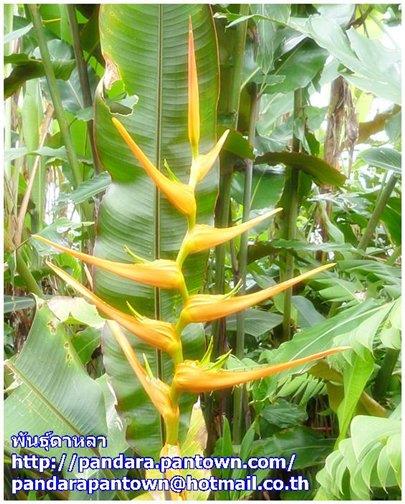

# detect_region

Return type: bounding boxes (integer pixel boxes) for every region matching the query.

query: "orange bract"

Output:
[188,130,230,187]
[180,263,335,325]
[33,234,185,291]
[47,262,179,355]
[108,321,178,423]
[182,208,282,255]
[188,18,200,158]
[173,347,349,393]
[112,118,197,218]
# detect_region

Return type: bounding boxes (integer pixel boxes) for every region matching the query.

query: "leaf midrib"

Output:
[7,360,86,438]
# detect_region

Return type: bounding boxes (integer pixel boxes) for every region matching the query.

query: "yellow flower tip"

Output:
[108,321,179,423]
[188,19,200,157]
[173,347,348,394]
[34,234,184,291]
[184,207,282,255]
[46,261,178,354]
[189,129,230,187]
[180,263,335,325]
[112,117,196,217]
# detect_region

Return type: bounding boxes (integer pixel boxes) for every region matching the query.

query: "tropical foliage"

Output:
[3,3,401,501]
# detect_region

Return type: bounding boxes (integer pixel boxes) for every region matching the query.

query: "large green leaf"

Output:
[317,414,401,499]
[255,151,346,186]
[259,299,389,372]
[358,147,401,174]
[303,15,401,104]
[4,301,107,470]
[336,349,374,442]
[226,309,283,337]
[4,295,35,313]
[93,5,219,457]
[252,426,334,470]
[4,53,75,98]
[262,39,328,94]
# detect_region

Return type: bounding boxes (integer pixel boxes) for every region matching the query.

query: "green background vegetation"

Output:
[4,3,401,500]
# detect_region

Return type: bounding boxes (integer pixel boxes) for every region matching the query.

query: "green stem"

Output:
[226,5,249,127]
[359,391,388,418]
[232,87,260,444]
[29,5,83,188]
[310,363,387,418]
[373,348,400,402]
[209,5,250,452]
[5,233,43,297]
[66,5,98,170]
[282,89,302,341]
[358,173,399,250]
[214,3,250,348]
[4,4,13,180]
[15,249,43,298]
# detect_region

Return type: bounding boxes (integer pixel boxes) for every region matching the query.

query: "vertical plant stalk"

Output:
[29,4,83,188]
[4,234,42,297]
[232,87,260,443]
[317,77,346,256]
[66,5,98,170]
[14,105,54,247]
[214,3,250,309]
[358,173,399,250]
[282,89,303,341]
[3,6,43,299]
[4,4,14,180]
[211,4,250,449]
[373,348,400,401]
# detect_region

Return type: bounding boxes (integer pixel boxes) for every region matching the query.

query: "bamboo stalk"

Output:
[66,5,98,170]
[232,87,260,443]
[209,4,250,452]
[373,348,400,401]
[282,89,303,341]
[14,105,53,247]
[29,5,83,188]
[214,3,250,348]
[5,225,43,298]
[358,173,399,250]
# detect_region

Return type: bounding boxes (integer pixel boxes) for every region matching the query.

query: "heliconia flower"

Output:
[173,347,349,393]
[112,118,196,218]
[186,21,229,187]
[179,263,334,326]
[107,321,179,426]
[32,234,186,292]
[46,261,179,355]
[188,19,199,158]
[180,208,282,256]
[188,130,230,188]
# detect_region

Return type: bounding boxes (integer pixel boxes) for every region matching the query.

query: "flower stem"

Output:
[232,86,260,444]
[282,89,303,341]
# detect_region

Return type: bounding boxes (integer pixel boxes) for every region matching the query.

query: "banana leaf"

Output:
[93,5,219,457]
